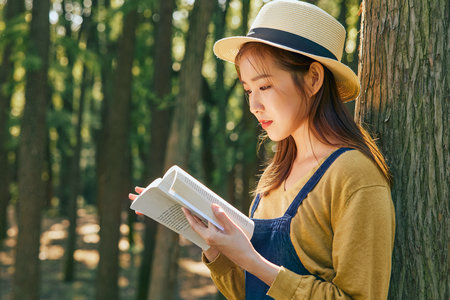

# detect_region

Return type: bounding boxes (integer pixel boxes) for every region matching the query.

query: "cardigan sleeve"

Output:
[267,186,395,300]
[202,253,245,300]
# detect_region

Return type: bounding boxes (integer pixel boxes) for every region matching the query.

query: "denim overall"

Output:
[245,148,352,299]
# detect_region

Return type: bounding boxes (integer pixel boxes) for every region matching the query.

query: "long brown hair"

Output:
[235,42,391,197]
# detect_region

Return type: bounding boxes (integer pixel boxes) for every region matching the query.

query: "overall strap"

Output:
[285,147,353,217]
[250,194,261,218]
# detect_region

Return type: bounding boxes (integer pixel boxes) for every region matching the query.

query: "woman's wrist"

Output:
[203,248,220,263]
[245,251,281,286]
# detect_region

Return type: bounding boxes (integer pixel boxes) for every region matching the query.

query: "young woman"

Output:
[132,1,395,299]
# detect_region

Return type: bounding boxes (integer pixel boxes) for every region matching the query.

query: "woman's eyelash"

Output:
[244,85,271,95]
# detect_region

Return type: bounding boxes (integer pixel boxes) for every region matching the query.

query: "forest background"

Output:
[0,0,447,299]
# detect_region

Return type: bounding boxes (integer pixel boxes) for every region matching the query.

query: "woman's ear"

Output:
[305,62,324,96]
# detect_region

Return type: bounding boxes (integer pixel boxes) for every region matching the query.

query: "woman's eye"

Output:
[260,85,271,91]
[244,89,252,95]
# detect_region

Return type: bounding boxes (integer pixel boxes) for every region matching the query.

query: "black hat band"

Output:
[247,27,338,61]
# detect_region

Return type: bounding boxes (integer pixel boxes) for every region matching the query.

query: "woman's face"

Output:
[239,53,308,141]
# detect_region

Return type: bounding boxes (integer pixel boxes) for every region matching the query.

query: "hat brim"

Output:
[213,36,360,102]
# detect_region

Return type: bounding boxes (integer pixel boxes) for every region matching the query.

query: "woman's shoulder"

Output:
[325,149,390,191]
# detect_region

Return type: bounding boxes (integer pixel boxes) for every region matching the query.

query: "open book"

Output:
[130,165,254,250]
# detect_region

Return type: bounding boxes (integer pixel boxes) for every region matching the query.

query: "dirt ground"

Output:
[0,205,218,300]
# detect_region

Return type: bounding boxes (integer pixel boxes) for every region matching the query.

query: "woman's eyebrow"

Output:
[241,74,272,84]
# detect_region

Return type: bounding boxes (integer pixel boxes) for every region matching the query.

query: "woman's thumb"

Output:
[212,204,234,232]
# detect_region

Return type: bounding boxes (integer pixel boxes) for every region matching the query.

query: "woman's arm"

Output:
[202,252,245,300]
[268,186,395,299]
[182,206,281,285]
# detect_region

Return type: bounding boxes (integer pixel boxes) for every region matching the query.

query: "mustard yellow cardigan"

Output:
[203,150,395,299]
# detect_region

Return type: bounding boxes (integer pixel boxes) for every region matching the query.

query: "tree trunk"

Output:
[95,0,114,210]
[356,1,448,299]
[147,1,216,299]
[337,0,348,65]
[201,76,215,187]
[12,0,51,298]
[136,0,176,299]
[63,64,89,282]
[236,0,259,214]
[95,7,139,300]
[63,1,96,282]
[0,0,24,243]
[212,1,230,198]
[57,0,77,216]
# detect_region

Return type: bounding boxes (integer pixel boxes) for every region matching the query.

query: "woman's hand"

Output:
[128,186,144,215]
[182,204,255,267]
[182,204,280,286]
[128,187,220,259]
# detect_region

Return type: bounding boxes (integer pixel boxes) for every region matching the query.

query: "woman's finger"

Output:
[128,190,143,215]
[183,208,200,226]
[135,186,145,194]
[182,208,209,234]
[211,204,237,233]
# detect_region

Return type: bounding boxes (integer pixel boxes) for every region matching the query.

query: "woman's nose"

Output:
[249,93,264,115]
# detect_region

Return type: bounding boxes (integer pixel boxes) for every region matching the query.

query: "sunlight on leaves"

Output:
[39,245,65,261]
[82,233,100,244]
[74,249,99,269]
[7,226,17,238]
[0,250,14,265]
[119,252,131,269]
[9,126,20,137]
[13,66,25,82]
[119,224,129,235]
[118,276,129,288]
[77,223,99,235]
[119,238,129,251]
[44,228,67,240]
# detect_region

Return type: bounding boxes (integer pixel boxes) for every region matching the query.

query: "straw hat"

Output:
[213,0,360,102]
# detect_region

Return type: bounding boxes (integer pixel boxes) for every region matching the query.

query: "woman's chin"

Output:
[266,131,289,142]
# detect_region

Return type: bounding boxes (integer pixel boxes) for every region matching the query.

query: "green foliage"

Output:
[0,13,27,48]
[22,52,43,71]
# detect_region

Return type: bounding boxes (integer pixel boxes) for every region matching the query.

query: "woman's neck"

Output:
[283,122,338,191]
[291,122,337,163]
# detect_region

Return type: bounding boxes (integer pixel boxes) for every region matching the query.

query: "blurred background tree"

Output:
[0,0,446,299]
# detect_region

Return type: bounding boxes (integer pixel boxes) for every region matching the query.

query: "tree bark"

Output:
[201,76,215,187]
[12,0,51,298]
[63,64,89,282]
[136,0,176,299]
[237,0,259,214]
[95,7,139,300]
[95,0,114,210]
[63,1,96,282]
[212,1,229,198]
[147,1,216,299]
[356,1,448,299]
[57,0,77,216]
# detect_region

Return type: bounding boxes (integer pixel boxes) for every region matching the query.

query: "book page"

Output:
[130,187,209,250]
[159,169,177,192]
[168,167,254,239]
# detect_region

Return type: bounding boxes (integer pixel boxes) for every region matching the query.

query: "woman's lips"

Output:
[260,120,273,129]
